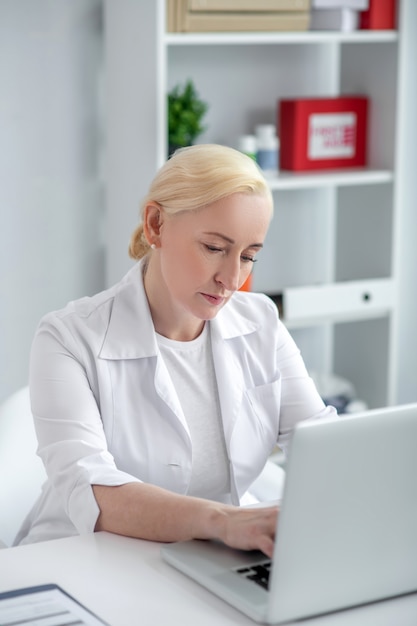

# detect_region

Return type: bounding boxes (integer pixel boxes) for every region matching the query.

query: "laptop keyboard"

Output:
[235,560,272,591]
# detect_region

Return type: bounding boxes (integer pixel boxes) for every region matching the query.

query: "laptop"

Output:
[161,403,417,624]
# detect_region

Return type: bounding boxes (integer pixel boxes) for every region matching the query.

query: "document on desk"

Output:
[0,583,109,625]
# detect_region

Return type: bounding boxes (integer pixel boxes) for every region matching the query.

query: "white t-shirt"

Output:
[156,323,231,500]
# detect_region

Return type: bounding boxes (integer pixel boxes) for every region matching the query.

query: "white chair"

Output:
[0,386,47,548]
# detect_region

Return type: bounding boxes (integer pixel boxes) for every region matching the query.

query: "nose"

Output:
[215,255,241,292]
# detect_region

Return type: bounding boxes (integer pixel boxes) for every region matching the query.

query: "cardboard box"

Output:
[278,96,368,171]
[166,0,311,32]
[182,11,310,31]
[189,0,310,10]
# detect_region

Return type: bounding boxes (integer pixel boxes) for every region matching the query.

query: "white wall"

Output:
[0,0,105,403]
[104,0,160,286]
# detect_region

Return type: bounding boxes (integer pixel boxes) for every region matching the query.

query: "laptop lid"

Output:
[162,404,417,624]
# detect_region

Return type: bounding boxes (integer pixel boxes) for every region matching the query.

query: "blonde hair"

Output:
[128,143,273,260]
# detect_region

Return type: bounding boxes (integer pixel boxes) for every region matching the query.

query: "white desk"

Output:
[0,532,417,626]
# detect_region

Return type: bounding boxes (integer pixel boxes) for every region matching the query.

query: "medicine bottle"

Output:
[237,134,257,161]
[255,124,279,175]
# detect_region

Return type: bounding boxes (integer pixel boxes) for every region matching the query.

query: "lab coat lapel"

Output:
[210,297,259,446]
[99,261,190,437]
[99,262,157,360]
[154,353,190,437]
[210,297,261,503]
[210,328,243,505]
[210,327,244,447]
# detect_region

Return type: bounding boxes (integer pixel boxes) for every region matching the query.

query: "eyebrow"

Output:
[203,231,264,249]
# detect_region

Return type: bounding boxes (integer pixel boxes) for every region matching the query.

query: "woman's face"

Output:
[156,192,271,323]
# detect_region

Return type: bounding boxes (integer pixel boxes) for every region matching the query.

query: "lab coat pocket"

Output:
[230,376,281,490]
[244,377,281,451]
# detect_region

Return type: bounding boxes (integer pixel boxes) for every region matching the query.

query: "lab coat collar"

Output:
[99,261,158,360]
[211,292,261,340]
[99,260,261,360]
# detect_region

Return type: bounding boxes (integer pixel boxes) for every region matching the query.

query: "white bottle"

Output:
[237,134,257,161]
[255,124,279,176]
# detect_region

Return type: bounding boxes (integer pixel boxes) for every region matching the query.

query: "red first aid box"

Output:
[360,0,397,30]
[278,96,369,171]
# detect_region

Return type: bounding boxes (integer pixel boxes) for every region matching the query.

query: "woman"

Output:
[16,144,335,556]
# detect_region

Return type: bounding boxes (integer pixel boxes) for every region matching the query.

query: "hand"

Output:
[215,505,278,558]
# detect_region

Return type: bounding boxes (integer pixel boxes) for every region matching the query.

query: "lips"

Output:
[201,292,226,306]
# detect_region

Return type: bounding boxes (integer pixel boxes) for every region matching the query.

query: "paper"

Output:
[0,584,108,626]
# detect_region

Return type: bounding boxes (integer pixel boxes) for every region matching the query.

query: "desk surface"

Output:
[0,532,417,626]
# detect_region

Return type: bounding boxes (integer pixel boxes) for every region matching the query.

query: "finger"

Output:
[257,535,275,559]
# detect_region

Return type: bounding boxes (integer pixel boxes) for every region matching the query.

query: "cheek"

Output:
[239,264,253,283]
[161,246,206,288]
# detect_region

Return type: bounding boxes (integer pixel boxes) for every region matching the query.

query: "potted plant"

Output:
[167,79,208,156]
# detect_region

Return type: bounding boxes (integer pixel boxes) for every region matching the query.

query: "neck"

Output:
[143,257,204,342]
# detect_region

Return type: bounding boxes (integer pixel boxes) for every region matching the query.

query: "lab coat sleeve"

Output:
[275,317,337,454]
[29,315,141,535]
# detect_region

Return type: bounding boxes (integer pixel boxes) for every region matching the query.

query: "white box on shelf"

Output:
[311,8,359,31]
[282,279,394,323]
[312,0,368,8]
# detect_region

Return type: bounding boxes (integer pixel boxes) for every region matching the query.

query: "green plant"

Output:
[168,79,208,154]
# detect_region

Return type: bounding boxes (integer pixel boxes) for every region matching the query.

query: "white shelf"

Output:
[267,168,393,190]
[165,30,398,46]
[285,308,392,330]
[105,0,411,408]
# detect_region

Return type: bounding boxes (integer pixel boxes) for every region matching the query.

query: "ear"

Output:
[143,202,164,246]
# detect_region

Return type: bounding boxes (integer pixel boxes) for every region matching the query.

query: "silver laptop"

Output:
[161,403,417,624]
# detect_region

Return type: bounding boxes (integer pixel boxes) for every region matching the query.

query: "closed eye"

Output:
[204,243,259,263]
[241,255,257,263]
[205,244,224,253]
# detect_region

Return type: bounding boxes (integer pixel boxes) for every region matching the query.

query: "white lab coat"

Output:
[16,261,335,545]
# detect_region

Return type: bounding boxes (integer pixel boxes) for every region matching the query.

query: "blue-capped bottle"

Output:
[255,124,279,176]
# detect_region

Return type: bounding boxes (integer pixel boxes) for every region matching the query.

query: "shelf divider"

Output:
[267,168,393,190]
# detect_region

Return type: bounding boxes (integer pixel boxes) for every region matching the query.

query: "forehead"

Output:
[172,192,272,229]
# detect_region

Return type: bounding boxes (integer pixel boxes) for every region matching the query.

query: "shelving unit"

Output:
[104,0,411,410]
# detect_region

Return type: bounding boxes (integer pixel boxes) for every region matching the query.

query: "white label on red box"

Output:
[308,112,357,160]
